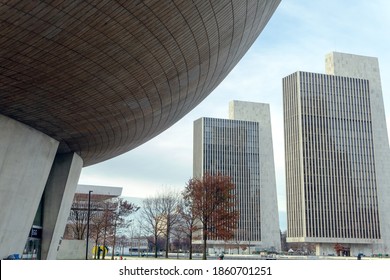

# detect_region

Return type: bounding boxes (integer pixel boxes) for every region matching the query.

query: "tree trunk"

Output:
[165,227,170,258]
[154,234,158,258]
[189,232,193,260]
[94,239,98,259]
[111,217,117,260]
[202,224,207,260]
[102,227,107,259]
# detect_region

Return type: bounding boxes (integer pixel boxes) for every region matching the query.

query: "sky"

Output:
[79,0,390,231]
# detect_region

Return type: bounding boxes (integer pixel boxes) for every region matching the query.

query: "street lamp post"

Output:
[85,190,93,260]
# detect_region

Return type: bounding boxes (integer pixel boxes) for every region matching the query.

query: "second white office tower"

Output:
[283,52,390,256]
[193,101,281,253]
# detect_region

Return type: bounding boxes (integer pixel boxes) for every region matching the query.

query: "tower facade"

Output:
[193,101,281,252]
[283,52,390,256]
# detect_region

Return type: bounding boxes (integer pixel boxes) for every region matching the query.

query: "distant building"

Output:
[63,184,122,240]
[283,52,390,256]
[0,1,281,260]
[58,185,122,260]
[128,237,149,255]
[193,101,281,253]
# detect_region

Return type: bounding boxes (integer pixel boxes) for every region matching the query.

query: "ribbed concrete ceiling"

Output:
[0,0,280,166]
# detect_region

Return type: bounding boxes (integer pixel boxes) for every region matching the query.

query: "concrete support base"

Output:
[0,115,59,259]
[41,153,83,260]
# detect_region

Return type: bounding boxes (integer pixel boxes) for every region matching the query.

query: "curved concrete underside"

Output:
[0,0,280,166]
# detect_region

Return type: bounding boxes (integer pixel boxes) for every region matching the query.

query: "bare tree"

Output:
[159,190,181,258]
[171,227,190,258]
[101,201,116,259]
[90,211,107,259]
[87,198,138,259]
[177,197,199,259]
[129,219,145,256]
[139,197,164,258]
[183,172,239,260]
[109,198,139,259]
[66,194,99,240]
[116,235,130,258]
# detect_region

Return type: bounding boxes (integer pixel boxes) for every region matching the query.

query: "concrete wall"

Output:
[193,118,204,179]
[56,240,86,260]
[0,115,58,259]
[326,52,390,254]
[41,153,83,260]
[229,101,281,251]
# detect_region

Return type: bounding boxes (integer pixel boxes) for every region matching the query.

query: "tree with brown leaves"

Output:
[334,243,344,256]
[183,172,238,260]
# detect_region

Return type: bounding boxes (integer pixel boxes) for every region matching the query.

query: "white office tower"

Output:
[193,101,281,253]
[283,52,390,256]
